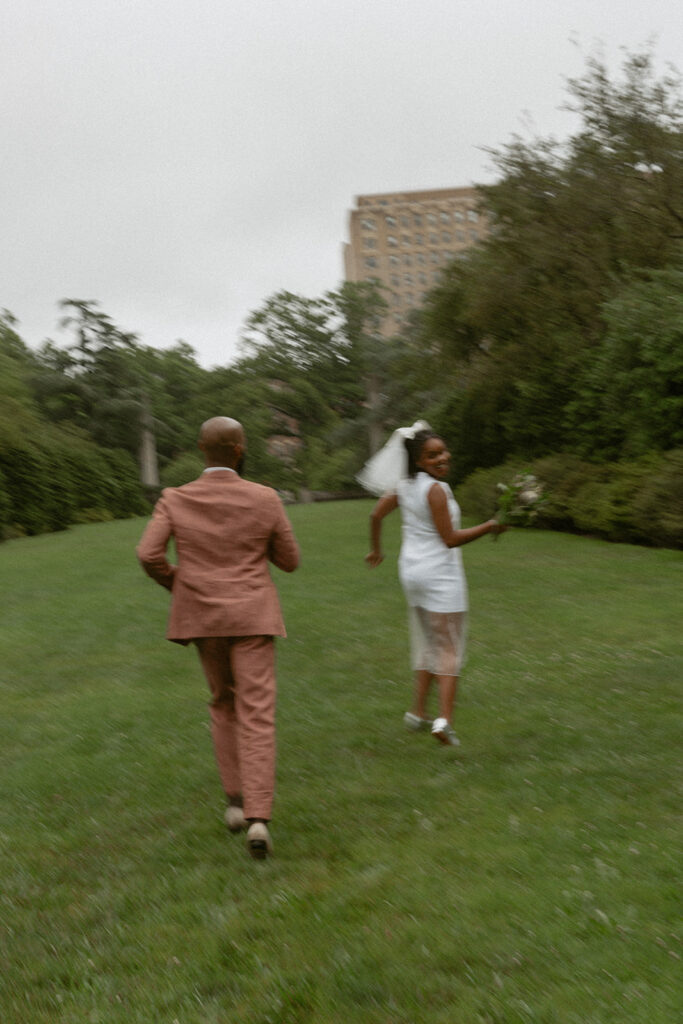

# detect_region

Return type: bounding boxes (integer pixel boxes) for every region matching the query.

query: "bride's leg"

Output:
[428,611,465,723]
[435,673,458,721]
[413,669,433,718]
[409,607,435,719]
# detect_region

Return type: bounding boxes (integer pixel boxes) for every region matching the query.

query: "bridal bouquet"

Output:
[494,472,546,534]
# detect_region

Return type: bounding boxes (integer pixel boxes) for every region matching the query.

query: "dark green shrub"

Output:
[74,507,115,524]
[0,466,12,534]
[303,439,361,492]
[456,451,683,548]
[530,455,604,532]
[454,459,526,520]
[630,448,683,548]
[0,445,55,534]
[99,449,148,518]
[160,452,204,488]
[0,431,146,538]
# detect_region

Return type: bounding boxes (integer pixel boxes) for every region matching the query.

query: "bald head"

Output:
[198,417,246,470]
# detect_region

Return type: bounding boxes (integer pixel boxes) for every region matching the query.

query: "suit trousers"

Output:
[195,635,276,821]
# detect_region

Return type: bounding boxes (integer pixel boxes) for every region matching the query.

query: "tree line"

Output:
[1,49,681,546]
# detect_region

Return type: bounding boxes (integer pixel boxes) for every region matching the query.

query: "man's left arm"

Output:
[268,497,300,573]
[136,494,177,591]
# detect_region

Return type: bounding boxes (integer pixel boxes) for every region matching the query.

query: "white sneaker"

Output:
[403,711,433,731]
[246,821,272,860]
[224,805,246,832]
[431,717,460,746]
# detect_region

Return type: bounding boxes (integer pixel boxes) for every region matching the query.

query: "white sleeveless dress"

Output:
[396,472,468,674]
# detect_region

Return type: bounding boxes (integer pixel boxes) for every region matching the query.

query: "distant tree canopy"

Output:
[1,48,681,546]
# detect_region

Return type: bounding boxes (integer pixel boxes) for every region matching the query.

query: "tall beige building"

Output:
[343,186,489,335]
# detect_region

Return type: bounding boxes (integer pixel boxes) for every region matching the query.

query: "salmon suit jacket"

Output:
[136,471,300,644]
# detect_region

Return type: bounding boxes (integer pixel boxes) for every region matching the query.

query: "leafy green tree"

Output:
[417,47,683,466]
[34,300,146,454]
[0,311,41,418]
[231,283,389,489]
[0,309,147,535]
[194,363,294,488]
[569,254,683,458]
[240,288,363,412]
[472,51,682,342]
[331,280,389,456]
[33,302,205,490]
[132,341,205,461]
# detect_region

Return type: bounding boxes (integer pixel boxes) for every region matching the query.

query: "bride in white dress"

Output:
[361,425,505,746]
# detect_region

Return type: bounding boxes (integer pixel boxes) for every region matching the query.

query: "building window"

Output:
[402,234,412,246]
[442,232,451,243]
[364,257,377,268]
[469,229,479,241]
[429,233,438,245]
[404,273,413,285]
[361,218,376,230]
[416,253,425,265]
[440,211,450,223]
[385,215,397,227]
[467,209,479,222]
[454,210,464,222]
[387,235,398,247]
[418,272,427,284]
[414,233,423,245]
[405,292,414,305]
[431,251,440,263]
[413,214,422,227]
[363,237,376,249]
[391,274,400,287]
[393,293,401,306]
[389,255,400,266]
[401,215,411,227]
[427,213,438,224]
[456,229,466,242]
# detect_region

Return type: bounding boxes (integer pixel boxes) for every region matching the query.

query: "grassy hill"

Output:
[1,503,681,1023]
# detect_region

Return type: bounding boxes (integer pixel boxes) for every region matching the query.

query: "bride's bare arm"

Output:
[365,492,399,567]
[428,483,504,547]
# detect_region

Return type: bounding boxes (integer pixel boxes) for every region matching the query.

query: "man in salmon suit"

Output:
[136,416,300,859]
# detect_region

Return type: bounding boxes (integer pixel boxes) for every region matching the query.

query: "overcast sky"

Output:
[3,1,680,369]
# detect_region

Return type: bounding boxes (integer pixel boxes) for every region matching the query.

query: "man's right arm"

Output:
[136,494,177,590]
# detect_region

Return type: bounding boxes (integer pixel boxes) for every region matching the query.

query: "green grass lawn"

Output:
[0,502,681,1024]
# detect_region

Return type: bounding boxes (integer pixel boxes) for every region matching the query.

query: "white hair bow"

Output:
[356,420,431,496]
